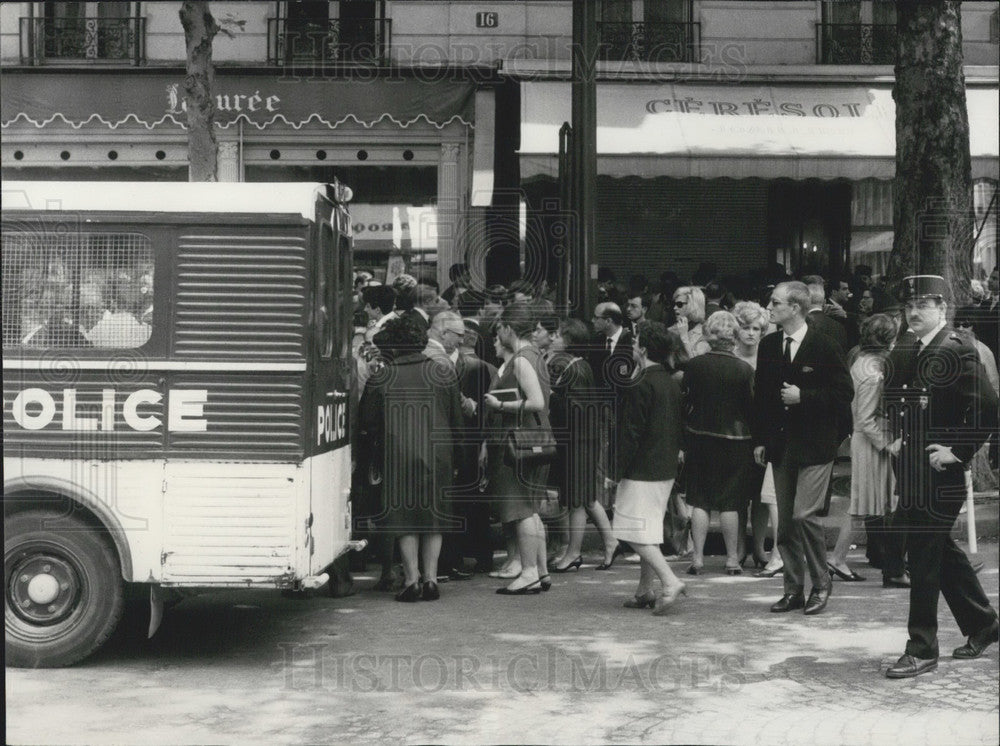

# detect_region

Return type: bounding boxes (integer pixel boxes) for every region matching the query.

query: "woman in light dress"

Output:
[827,314,900,581]
[733,300,783,577]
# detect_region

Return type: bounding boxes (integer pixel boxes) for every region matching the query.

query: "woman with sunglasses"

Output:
[671,286,711,358]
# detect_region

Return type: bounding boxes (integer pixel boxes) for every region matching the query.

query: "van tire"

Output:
[4,510,124,668]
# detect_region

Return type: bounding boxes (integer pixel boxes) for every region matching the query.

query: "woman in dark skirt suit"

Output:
[683,311,758,575]
[548,318,619,572]
[611,321,687,615]
[361,317,463,602]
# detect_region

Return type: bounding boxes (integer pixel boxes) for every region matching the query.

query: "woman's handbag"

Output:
[504,406,557,468]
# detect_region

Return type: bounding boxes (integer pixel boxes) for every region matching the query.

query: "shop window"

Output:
[23,2,145,65]
[818,1,896,64]
[2,231,153,349]
[974,179,998,278]
[246,164,438,281]
[269,1,389,65]
[598,0,698,63]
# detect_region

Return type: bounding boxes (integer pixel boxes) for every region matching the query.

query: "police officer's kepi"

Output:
[899,274,950,302]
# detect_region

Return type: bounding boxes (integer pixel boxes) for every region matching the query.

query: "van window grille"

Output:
[2,230,154,349]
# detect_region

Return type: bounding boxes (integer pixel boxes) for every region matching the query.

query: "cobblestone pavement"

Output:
[6,543,999,746]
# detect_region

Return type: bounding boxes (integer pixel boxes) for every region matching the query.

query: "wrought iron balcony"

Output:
[19,16,146,65]
[817,23,896,64]
[598,22,701,63]
[267,17,391,66]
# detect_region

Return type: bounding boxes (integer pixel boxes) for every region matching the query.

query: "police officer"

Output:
[884,275,999,678]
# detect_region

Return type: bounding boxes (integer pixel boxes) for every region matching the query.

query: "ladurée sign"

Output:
[2,72,476,130]
[166,83,281,115]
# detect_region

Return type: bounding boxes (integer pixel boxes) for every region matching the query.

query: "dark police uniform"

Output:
[885,276,998,671]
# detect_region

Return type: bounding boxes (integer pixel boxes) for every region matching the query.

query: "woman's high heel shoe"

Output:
[755,563,784,578]
[421,581,440,601]
[551,556,582,573]
[651,582,687,616]
[623,591,657,609]
[539,575,552,592]
[496,580,542,595]
[595,542,621,570]
[395,583,422,602]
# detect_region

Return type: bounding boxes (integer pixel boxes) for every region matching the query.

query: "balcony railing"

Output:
[817,23,896,65]
[19,16,146,65]
[267,17,391,66]
[598,22,701,63]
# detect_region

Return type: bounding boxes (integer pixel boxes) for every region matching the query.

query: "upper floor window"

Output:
[20,2,145,65]
[3,231,154,350]
[818,1,896,64]
[598,1,698,63]
[268,1,389,66]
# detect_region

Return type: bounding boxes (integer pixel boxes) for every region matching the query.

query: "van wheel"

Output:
[4,511,124,668]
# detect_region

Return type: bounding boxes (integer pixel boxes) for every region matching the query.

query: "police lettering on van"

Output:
[10,387,208,432]
[316,395,348,448]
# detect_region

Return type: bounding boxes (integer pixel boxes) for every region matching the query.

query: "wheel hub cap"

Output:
[10,555,79,625]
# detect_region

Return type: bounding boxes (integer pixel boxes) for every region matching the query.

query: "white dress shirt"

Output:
[783,322,808,362]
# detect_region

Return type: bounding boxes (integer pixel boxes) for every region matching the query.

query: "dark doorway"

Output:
[767,179,852,278]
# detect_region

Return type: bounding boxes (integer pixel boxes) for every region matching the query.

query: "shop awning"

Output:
[0,71,475,130]
[520,82,999,181]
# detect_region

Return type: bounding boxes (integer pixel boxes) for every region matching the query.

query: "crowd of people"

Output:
[346,261,999,676]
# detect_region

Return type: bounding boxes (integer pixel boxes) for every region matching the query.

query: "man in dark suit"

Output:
[883,275,999,678]
[591,301,635,391]
[454,290,498,368]
[422,311,472,582]
[398,284,443,333]
[624,293,650,338]
[976,266,999,365]
[802,275,849,355]
[752,281,853,616]
[826,276,860,351]
[454,332,498,573]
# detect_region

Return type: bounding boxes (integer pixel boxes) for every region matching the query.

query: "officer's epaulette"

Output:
[945,332,966,346]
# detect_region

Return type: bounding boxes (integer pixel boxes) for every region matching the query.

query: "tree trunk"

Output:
[889,0,975,304]
[180,1,220,182]
[889,1,974,305]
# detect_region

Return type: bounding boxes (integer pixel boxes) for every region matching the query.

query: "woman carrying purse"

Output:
[483,302,554,595]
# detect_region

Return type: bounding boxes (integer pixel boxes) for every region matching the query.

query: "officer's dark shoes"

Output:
[886,653,938,679]
[770,593,805,612]
[953,618,1000,659]
[883,574,911,589]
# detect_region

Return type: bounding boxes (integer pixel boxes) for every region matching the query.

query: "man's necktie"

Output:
[606,337,613,352]
[783,336,793,365]
[914,339,924,356]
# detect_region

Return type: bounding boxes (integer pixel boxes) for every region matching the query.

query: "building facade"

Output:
[1,1,997,286]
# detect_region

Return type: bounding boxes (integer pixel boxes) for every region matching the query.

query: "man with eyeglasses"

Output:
[424,311,478,581]
[591,302,634,388]
[752,281,852,618]
[883,275,999,678]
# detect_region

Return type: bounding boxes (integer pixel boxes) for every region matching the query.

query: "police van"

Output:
[3,181,361,667]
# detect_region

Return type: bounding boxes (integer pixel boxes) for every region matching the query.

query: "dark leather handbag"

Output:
[504,409,556,468]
